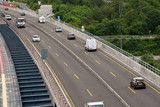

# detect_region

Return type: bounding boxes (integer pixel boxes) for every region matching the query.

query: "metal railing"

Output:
[51,16,160,76]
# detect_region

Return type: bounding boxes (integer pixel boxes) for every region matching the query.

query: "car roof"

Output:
[33,35,39,37]
[69,33,74,35]
[18,18,24,19]
[87,101,104,105]
[133,77,144,80]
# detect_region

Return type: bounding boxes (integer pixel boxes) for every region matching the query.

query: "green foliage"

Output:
[145,9,160,33]
[155,25,160,34]
[107,37,160,56]
[12,3,22,9]
[17,0,160,35]
[141,54,154,62]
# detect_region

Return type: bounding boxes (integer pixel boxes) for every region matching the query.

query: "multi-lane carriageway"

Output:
[1,7,160,107]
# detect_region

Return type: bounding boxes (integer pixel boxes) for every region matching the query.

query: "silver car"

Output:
[5,15,11,20]
[55,27,62,32]
[32,35,40,42]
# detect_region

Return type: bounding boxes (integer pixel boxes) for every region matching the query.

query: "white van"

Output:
[85,38,97,51]
[38,16,46,23]
[84,101,104,107]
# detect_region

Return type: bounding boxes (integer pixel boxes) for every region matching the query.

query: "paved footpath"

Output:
[0,30,22,107]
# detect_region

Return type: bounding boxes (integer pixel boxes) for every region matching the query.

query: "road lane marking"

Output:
[128,87,136,94]
[30,30,33,33]
[96,60,101,64]
[86,89,93,96]
[0,51,8,107]
[110,72,116,77]
[64,62,68,67]
[42,40,45,43]
[46,61,75,107]
[98,50,160,94]
[84,51,88,55]
[145,82,160,94]
[74,74,79,80]
[26,37,41,54]
[27,38,75,106]
[73,44,78,47]
[56,53,59,56]
[98,50,137,77]
[48,46,51,49]
[78,38,85,43]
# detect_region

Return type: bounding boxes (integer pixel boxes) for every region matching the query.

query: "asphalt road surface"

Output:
[1,8,160,107]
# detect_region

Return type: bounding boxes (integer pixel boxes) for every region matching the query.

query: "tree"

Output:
[129,21,148,35]
[112,0,123,18]
[141,54,154,62]
[145,9,160,33]
[155,25,160,34]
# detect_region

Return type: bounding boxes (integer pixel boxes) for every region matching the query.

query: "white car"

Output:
[38,16,46,23]
[5,15,11,20]
[55,27,62,32]
[32,35,40,42]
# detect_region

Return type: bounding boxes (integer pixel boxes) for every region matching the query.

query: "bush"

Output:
[141,54,154,62]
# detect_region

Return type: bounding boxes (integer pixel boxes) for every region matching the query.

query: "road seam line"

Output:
[86,89,93,96]
[110,72,116,77]
[74,74,79,80]
[96,60,101,64]
[128,87,136,94]
[64,62,68,67]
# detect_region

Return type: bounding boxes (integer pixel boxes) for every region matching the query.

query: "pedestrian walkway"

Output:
[0,32,22,107]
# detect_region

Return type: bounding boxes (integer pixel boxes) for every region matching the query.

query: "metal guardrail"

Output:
[52,17,160,76]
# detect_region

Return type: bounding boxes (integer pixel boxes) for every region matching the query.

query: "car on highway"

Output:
[5,8,9,10]
[55,27,62,32]
[0,12,5,17]
[84,101,104,107]
[130,77,146,89]
[20,12,25,16]
[85,38,97,51]
[67,33,76,40]
[5,15,11,20]
[32,35,40,42]
[38,16,46,23]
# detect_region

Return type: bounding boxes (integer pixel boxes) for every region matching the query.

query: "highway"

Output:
[1,8,160,107]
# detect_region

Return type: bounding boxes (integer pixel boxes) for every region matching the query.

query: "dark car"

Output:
[130,77,146,89]
[5,8,9,10]
[0,12,5,17]
[20,12,25,16]
[67,33,76,40]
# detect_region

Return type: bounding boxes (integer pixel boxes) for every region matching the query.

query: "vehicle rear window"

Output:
[136,79,144,82]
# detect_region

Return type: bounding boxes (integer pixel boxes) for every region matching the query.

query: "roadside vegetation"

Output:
[106,37,160,69]
[12,0,160,36]
[11,0,160,69]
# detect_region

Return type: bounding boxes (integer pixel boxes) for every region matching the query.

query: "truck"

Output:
[15,18,25,28]
[85,38,97,51]
[38,16,46,23]
[84,101,104,107]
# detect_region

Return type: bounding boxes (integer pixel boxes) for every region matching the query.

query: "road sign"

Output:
[41,49,48,60]
[23,6,26,10]
[58,16,60,22]
[81,25,85,31]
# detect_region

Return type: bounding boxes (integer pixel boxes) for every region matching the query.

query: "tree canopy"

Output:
[12,0,160,35]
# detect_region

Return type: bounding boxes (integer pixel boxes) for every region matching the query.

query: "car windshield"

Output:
[18,19,24,22]
[34,36,39,38]
[69,34,74,37]
[136,79,144,82]
[88,105,103,107]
